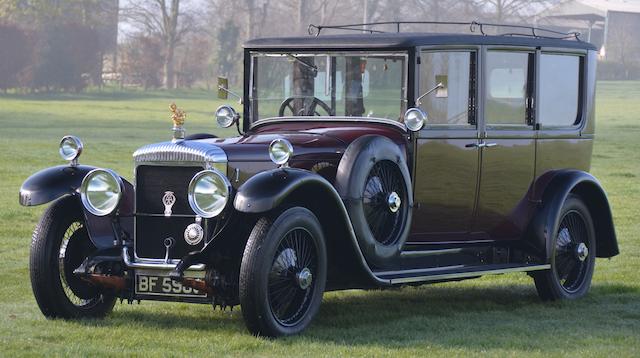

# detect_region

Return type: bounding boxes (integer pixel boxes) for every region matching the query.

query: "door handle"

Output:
[465,142,498,148]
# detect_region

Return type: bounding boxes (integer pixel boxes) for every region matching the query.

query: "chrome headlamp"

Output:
[215,105,239,128]
[269,138,294,166]
[59,135,83,165]
[404,108,428,132]
[188,169,231,218]
[80,169,123,216]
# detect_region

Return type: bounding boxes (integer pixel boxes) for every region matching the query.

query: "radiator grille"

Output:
[136,165,202,215]
[135,165,205,259]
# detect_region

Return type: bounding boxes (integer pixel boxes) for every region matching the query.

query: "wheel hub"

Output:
[575,242,589,262]
[387,191,401,213]
[295,268,313,290]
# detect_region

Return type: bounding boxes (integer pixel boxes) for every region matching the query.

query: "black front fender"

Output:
[19,165,98,206]
[20,165,134,249]
[19,165,133,214]
[233,167,390,286]
[234,168,339,213]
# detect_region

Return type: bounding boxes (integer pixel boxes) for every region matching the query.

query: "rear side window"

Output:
[485,51,532,126]
[539,54,581,127]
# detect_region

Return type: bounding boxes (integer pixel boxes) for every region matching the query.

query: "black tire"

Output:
[239,207,327,337]
[30,196,116,319]
[335,135,413,267]
[534,194,596,301]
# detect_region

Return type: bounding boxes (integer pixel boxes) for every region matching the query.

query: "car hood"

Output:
[200,130,344,162]
[196,121,406,162]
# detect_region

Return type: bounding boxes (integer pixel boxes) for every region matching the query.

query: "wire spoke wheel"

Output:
[363,160,406,245]
[553,210,590,293]
[267,228,317,326]
[240,207,326,337]
[58,221,101,309]
[30,197,116,319]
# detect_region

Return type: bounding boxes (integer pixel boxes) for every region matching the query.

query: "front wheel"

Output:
[30,197,116,319]
[239,207,327,337]
[534,194,596,300]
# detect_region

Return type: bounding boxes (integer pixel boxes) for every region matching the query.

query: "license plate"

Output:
[135,274,206,297]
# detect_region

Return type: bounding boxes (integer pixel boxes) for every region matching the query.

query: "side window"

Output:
[419,51,475,126]
[539,54,581,127]
[485,51,532,127]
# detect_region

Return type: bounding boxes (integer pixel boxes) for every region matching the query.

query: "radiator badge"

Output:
[162,191,176,217]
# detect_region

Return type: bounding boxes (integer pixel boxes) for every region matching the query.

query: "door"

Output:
[473,49,536,240]
[410,49,480,242]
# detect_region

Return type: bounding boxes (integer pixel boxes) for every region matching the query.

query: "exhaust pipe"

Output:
[180,277,214,295]
[82,274,127,292]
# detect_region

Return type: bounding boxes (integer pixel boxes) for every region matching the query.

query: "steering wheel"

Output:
[278,97,332,117]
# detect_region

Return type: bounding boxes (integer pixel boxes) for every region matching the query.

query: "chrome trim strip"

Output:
[135,268,205,279]
[388,264,551,284]
[122,247,206,271]
[133,141,228,169]
[250,116,408,131]
[251,51,410,57]
[400,248,464,258]
[376,264,466,277]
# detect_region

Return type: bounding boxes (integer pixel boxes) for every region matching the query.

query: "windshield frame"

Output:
[247,50,409,129]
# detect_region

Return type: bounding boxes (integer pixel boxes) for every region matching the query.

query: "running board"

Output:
[374,263,550,285]
[399,247,464,258]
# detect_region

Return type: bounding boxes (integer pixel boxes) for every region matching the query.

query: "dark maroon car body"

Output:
[19,25,618,337]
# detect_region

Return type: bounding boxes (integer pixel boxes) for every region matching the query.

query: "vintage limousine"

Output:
[20,22,617,337]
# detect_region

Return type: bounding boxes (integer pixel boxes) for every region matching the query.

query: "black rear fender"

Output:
[528,170,618,260]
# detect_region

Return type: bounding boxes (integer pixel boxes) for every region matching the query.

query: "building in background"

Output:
[100,0,120,75]
[536,0,640,79]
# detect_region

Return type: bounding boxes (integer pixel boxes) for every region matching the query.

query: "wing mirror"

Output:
[403,108,428,132]
[217,76,242,104]
[217,77,229,100]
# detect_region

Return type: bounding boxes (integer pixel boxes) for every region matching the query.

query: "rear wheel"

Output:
[534,195,596,300]
[239,207,327,337]
[30,197,116,318]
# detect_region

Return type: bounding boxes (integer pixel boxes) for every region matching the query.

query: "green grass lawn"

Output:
[0,83,639,357]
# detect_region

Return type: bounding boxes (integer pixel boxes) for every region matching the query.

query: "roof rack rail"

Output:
[308,21,582,41]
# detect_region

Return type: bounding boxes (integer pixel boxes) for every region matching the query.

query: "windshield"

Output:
[249,51,408,124]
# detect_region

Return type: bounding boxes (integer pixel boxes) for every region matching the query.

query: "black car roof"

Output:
[244,33,596,51]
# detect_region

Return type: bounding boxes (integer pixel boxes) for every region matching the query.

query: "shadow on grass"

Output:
[71,282,638,348]
[301,282,640,348]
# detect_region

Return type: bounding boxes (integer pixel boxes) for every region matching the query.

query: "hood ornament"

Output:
[170,103,186,142]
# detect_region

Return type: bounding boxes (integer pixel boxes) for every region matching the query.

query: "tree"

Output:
[0,23,33,92]
[119,35,164,89]
[175,32,212,87]
[0,0,118,89]
[214,21,241,80]
[472,0,555,23]
[124,0,194,89]
[31,23,101,91]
